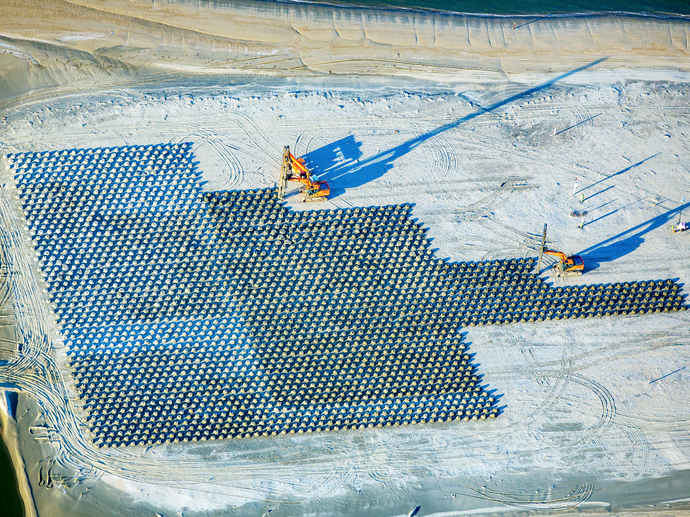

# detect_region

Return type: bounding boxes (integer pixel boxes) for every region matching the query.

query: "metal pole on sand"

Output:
[536,223,547,274]
[678,197,685,225]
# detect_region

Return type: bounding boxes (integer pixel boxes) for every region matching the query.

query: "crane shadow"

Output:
[302,135,363,180]
[585,199,641,228]
[584,184,614,203]
[298,58,608,198]
[586,208,621,227]
[514,14,553,29]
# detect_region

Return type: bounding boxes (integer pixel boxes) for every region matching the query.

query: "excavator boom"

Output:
[289,155,311,177]
[543,249,568,263]
[535,224,585,278]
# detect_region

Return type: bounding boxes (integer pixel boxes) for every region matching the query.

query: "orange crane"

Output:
[277,146,330,202]
[536,223,585,277]
[543,249,585,277]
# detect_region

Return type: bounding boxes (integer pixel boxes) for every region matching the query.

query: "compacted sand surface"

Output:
[1,1,690,516]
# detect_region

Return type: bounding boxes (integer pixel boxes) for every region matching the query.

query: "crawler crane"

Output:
[277,146,330,202]
[536,223,585,277]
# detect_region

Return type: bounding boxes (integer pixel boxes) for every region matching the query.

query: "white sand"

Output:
[1,1,690,516]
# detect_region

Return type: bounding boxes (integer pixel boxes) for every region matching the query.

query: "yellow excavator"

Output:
[536,224,585,277]
[277,146,330,202]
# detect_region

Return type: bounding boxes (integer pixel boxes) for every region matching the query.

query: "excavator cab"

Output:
[304,179,330,202]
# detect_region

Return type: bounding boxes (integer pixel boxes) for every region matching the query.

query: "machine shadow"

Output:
[301,58,608,198]
[302,135,363,179]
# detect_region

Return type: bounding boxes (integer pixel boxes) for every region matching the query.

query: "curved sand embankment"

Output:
[0,0,689,86]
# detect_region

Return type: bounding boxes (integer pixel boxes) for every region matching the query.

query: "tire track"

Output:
[537,357,573,415]
[417,178,537,219]
[417,133,459,182]
[459,481,594,511]
[485,325,688,381]
[569,373,616,442]
[619,421,650,477]
[180,130,244,189]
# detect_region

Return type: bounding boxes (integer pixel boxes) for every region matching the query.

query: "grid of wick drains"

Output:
[7,143,686,447]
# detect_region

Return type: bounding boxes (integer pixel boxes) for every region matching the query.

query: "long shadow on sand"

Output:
[576,153,660,196]
[578,200,690,271]
[303,58,608,197]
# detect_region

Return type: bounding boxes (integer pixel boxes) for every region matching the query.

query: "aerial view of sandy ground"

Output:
[1,0,690,516]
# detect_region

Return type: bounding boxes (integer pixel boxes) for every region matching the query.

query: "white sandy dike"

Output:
[1,0,690,82]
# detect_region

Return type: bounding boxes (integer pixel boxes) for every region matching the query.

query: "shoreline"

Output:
[0,394,37,517]
[250,0,690,20]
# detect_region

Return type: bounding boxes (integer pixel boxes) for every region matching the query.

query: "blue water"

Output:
[0,393,25,517]
[264,0,690,16]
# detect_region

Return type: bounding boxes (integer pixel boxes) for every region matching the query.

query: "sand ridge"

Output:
[1,0,690,87]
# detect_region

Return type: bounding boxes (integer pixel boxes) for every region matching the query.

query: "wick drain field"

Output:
[6,143,686,448]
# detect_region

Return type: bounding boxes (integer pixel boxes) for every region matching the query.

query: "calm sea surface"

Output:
[0,430,25,517]
[265,0,690,16]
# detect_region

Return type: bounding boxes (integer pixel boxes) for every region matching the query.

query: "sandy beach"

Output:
[1,1,690,516]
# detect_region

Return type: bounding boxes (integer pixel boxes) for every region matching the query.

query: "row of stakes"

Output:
[8,143,194,169]
[93,408,499,447]
[48,282,684,326]
[67,330,466,353]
